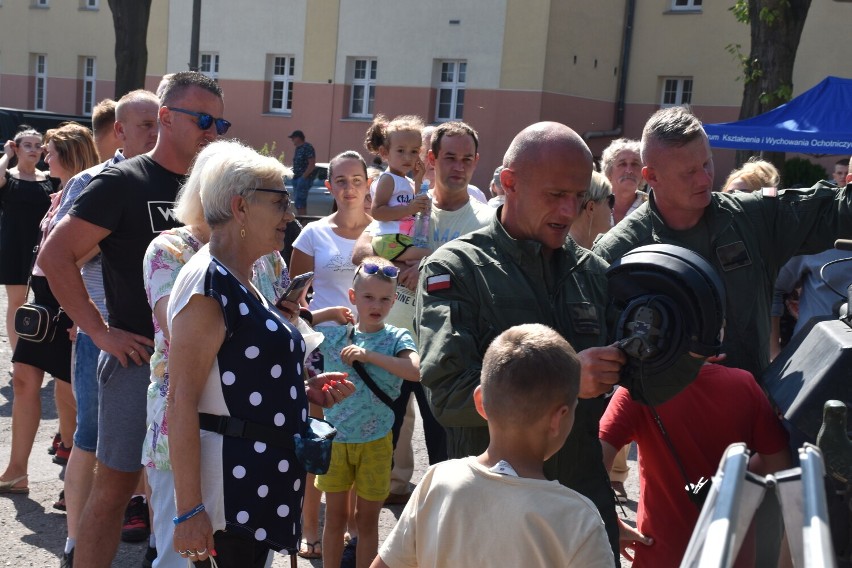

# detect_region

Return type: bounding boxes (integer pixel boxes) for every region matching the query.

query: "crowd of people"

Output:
[0,69,850,568]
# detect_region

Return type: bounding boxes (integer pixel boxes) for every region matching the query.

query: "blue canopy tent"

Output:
[703,76,852,155]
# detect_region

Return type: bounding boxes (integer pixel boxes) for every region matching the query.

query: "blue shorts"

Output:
[293,176,312,209]
[72,331,101,452]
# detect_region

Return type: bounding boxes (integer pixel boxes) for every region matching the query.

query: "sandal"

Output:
[297,539,322,559]
[0,474,29,494]
[53,489,66,511]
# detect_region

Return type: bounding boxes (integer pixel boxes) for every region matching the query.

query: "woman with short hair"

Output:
[167,140,354,566]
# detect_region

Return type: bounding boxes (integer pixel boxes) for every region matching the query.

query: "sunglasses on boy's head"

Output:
[167,107,231,135]
[356,263,399,280]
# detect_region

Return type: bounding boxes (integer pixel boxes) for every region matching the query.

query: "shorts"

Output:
[96,348,153,472]
[371,234,413,261]
[293,176,312,209]
[73,331,101,452]
[315,431,393,501]
[12,275,73,381]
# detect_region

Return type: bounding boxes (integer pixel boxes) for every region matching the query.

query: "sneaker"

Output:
[59,548,74,568]
[47,432,61,455]
[141,545,157,568]
[121,496,151,543]
[52,443,72,466]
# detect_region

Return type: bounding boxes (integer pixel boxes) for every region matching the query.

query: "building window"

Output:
[269,56,295,113]
[350,58,377,118]
[32,0,49,7]
[82,57,96,115]
[80,0,98,9]
[435,60,466,122]
[200,53,219,81]
[661,77,693,107]
[34,54,47,110]
[671,0,702,10]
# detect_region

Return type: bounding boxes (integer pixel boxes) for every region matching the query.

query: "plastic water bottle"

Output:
[412,182,431,248]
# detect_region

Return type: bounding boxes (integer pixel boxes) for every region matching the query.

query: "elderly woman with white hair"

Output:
[163,140,354,566]
[568,171,614,250]
[142,139,292,567]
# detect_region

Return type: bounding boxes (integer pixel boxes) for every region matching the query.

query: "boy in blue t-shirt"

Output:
[316,257,420,568]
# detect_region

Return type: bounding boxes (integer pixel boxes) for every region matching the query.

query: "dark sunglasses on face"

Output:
[168,107,231,135]
[252,188,291,213]
[357,263,399,280]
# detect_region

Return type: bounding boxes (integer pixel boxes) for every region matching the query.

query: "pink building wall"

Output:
[5,73,838,189]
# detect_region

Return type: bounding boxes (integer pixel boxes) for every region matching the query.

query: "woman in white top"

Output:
[289,150,371,559]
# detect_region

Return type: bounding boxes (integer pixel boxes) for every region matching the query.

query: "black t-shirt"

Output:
[70,155,184,338]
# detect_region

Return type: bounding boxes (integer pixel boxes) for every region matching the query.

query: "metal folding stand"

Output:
[680,443,836,568]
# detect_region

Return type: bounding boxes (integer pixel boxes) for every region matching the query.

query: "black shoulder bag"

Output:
[346,324,396,408]
[14,246,64,343]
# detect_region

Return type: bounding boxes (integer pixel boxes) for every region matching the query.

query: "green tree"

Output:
[727,0,812,169]
[108,0,153,98]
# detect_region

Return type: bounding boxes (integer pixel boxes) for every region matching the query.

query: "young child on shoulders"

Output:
[364,114,431,263]
[316,256,420,568]
[371,324,614,568]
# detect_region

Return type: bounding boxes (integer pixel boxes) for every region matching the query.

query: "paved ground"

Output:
[0,284,639,567]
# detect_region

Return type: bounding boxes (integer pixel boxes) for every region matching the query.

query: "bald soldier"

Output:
[416,122,625,561]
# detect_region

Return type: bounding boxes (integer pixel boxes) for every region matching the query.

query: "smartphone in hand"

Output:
[280,271,314,305]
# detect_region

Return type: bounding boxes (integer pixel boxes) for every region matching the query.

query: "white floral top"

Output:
[141,226,290,470]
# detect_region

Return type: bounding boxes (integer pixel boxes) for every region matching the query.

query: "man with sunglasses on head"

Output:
[416,122,625,564]
[40,71,227,568]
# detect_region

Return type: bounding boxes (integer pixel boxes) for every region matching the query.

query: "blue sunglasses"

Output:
[357,263,399,280]
[168,107,231,135]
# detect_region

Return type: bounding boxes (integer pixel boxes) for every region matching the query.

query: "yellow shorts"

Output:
[314,431,393,501]
[371,234,413,261]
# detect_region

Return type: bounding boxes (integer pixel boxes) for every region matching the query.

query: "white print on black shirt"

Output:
[148,201,179,233]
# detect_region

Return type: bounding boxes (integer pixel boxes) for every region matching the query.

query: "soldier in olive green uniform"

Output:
[416,123,625,562]
[593,107,852,378]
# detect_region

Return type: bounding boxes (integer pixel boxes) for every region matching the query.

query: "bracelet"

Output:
[173,503,205,525]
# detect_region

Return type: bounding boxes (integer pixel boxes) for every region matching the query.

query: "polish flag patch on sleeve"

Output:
[426,274,452,292]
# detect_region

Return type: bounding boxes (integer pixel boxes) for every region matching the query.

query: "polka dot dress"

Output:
[206,259,307,552]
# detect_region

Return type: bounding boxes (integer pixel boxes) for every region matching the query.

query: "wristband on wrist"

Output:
[173,503,205,525]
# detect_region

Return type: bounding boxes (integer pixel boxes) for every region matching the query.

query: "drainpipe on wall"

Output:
[583,0,635,143]
[188,0,201,71]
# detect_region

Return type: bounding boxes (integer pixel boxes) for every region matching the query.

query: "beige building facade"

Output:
[0,0,850,187]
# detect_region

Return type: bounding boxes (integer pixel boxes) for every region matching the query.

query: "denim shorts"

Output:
[72,331,101,452]
[96,349,152,472]
[293,176,312,209]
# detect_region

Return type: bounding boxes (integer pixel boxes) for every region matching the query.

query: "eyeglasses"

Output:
[357,263,399,280]
[251,188,291,213]
[582,193,615,210]
[168,107,231,135]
